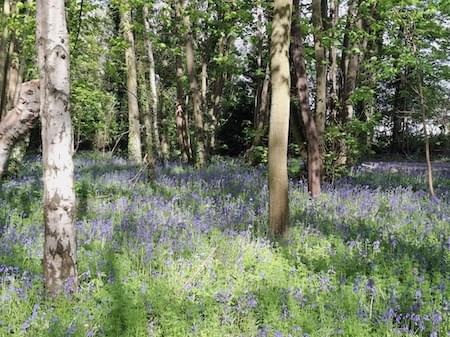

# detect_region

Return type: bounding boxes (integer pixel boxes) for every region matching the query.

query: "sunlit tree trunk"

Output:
[0,80,39,178]
[121,6,142,164]
[143,4,161,156]
[36,0,77,295]
[181,0,206,167]
[268,0,292,238]
[291,0,321,198]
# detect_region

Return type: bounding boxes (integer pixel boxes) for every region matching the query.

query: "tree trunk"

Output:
[417,74,435,197]
[121,7,142,164]
[175,55,192,163]
[36,0,77,295]
[0,0,11,120]
[339,0,361,121]
[137,59,155,174]
[246,62,270,164]
[208,36,230,152]
[329,0,339,120]
[291,0,321,198]
[254,62,271,146]
[336,0,362,166]
[181,0,206,167]
[0,80,39,178]
[142,4,161,156]
[174,2,192,163]
[253,3,266,127]
[268,0,292,238]
[312,0,327,140]
[6,41,23,112]
[0,40,12,119]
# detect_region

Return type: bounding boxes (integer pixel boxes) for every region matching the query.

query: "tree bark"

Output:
[312,0,327,140]
[137,59,155,174]
[121,7,142,164]
[142,4,161,156]
[0,80,39,178]
[36,0,77,295]
[417,73,435,197]
[208,36,230,152]
[181,0,207,167]
[291,0,321,198]
[175,55,192,163]
[339,0,361,121]
[336,0,362,166]
[174,1,192,163]
[0,0,11,120]
[253,3,266,127]
[246,62,270,164]
[268,0,292,238]
[329,0,339,120]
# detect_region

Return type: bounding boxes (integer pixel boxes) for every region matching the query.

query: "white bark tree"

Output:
[36,0,77,295]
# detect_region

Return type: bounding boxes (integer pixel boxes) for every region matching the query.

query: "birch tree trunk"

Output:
[0,80,39,178]
[268,0,292,238]
[36,0,77,295]
[121,7,142,164]
[142,4,161,156]
[181,0,207,167]
[291,0,321,198]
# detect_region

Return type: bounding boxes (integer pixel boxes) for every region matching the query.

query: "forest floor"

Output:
[0,153,449,337]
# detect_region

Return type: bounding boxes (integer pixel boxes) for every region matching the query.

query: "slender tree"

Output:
[143,3,161,156]
[174,0,192,163]
[36,0,77,295]
[121,3,142,164]
[181,0,207,167]
[268,0,292,238]
[0,0,11,120]
[291,0,321,197]
[312,0,326,141]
